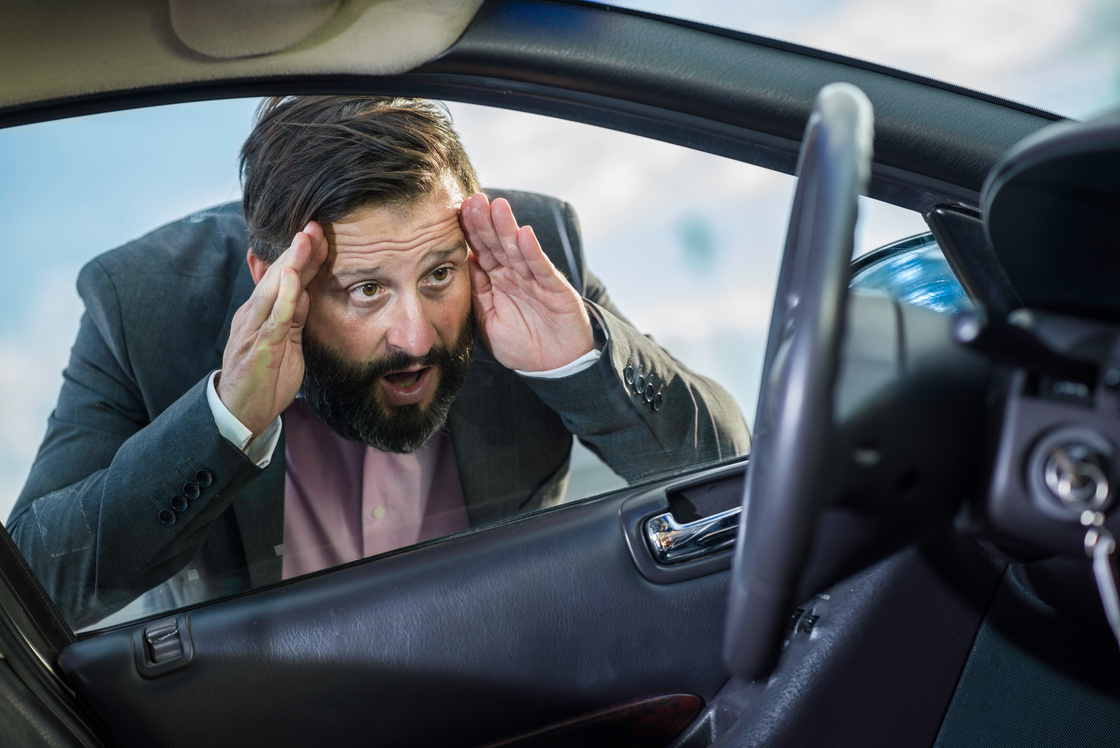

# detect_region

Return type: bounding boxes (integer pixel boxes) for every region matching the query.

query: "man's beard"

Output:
[300,315,476,454]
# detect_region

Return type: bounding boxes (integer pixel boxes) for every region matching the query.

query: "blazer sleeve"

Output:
[6,259,263,627]
[520,266,751,483]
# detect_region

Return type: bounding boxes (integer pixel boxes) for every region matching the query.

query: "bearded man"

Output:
[8,96,749,626]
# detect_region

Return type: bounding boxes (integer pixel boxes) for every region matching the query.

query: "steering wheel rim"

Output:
[723,83,874,680]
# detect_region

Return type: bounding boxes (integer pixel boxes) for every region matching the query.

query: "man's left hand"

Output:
[461,193,595,372]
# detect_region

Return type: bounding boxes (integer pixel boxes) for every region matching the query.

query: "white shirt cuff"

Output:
[515,349,601,379]
[206,370,282,468]
[515,302,610,380]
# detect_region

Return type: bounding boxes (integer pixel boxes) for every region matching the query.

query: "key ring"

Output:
[1084,510,1115,557]
[1082,510,1120,651]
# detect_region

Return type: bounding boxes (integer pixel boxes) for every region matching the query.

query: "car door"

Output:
[0,1,1060,746]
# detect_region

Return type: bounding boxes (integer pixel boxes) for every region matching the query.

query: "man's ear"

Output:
[247,250,269,285]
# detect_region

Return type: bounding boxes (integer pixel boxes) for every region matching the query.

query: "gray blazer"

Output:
[8,191,749,626]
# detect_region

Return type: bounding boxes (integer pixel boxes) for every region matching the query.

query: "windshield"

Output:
[603,0,1119,119]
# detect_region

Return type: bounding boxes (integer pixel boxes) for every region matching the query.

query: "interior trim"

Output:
[57,481,733,747]
[482,693,704,747]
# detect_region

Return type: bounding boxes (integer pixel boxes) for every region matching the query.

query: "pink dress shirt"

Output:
[279,400,469,579]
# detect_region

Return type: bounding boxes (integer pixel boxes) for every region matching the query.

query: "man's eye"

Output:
[430,267,451,283]
[355,283,379,298]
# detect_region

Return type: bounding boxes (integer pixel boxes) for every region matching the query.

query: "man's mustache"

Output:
[299,312,477,452]
[302,312,477,392]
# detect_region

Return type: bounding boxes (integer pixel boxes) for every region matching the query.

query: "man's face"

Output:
[300,177,475,452]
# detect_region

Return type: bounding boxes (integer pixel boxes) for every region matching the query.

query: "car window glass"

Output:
[0,98,926,630]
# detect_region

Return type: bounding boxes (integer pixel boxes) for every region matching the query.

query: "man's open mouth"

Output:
[378,366,436,407]
[383,367,429,389]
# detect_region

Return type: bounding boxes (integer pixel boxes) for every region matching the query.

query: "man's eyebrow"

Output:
[419,244,467,269]
[329,242,467,287]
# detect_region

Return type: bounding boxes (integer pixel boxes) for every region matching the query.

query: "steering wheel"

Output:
[723,83,874,679]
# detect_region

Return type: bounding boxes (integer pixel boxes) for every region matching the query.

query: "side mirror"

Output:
[849,233,971,314]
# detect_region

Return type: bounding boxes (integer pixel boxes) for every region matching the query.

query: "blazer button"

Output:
[183,482,201,501]
[652,392,664,412]
[634,372,645,394]
[159,509,176,526]
[644,383,655,403]
[195,470,213,488]
[171,495,188,513]
[623,365,635,386]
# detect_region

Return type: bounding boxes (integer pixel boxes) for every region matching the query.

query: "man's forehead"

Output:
[319,195,467,285]
[330,192,461,243]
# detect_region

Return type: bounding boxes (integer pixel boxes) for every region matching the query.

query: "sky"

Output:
[607,0,1120,119]
[0,0,1116,519]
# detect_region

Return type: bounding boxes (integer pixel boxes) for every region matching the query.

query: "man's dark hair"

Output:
[240,95,481,262]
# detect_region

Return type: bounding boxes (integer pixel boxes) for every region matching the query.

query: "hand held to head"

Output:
[460,193,594,372]
[217,222,327,435]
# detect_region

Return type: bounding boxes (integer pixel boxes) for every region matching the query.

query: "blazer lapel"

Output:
[447,341,573,527]
[447,343,504,526]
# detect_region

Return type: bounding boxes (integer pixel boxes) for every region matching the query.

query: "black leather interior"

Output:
[0,658,79,748]
[59,482,731,748]
[674,533,1004,748]
[57,475,1010,748]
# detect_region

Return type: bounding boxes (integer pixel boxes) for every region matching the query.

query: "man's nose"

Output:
[384,292,437,359]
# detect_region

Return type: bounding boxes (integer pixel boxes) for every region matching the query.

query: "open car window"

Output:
[0,97,932,631]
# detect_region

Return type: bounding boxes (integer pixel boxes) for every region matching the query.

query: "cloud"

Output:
[0,266,83,521]
[605,0,1117,117]
[448,102,788,246]
[797,0,1081,75]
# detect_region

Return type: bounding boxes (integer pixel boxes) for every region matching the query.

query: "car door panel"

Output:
[58,469,735,748]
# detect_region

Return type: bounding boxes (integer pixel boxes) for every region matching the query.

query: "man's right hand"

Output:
[217,223,328,436]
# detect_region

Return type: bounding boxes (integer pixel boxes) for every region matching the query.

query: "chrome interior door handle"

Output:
[644,507,741,564]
